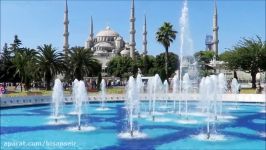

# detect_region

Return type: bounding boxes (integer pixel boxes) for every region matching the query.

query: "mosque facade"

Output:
[63,0,146,71]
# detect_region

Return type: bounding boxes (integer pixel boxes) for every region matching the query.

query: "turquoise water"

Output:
[1,101,265,150]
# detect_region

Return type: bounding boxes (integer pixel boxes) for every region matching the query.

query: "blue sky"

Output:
[1,0,265,56]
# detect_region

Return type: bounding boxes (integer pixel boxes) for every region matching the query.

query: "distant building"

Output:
[205,35,213,51]
[63,0,148,73]
[85,24,130,71]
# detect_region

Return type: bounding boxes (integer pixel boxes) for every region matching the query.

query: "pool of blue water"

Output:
[1,101,265,150]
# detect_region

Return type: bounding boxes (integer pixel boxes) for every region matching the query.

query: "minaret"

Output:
[129,0,136,59]
[142,15,147,56]
[212,0,219,57]
[63,0,69,57]
[85,16,94,49]
[90,16,94,42]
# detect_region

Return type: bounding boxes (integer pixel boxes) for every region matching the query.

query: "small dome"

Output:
[120,49,130,55]
[94,42,113,48]
[96,26,119,37]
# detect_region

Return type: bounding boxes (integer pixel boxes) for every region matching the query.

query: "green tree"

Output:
[12,48,37,91]
[0,43,13,82]
[69,46,101,80]
[106,56,135,79]
[152,52,179,81]
[140,55,156,76]
[9,35,22,54]
[156,22,177,81]
[220,36,266,88]
[194,51,215,77]
[37,44,65,90]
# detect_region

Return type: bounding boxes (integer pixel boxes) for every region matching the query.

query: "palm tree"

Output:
[12,48,37,91]
[156,22,177,80]
[69,47,101,80]
[37,44,65,90]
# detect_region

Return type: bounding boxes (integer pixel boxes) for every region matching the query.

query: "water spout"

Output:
[51,79,64,122]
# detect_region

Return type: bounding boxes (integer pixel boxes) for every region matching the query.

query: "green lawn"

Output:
[2,87,258,97]
[240,88,256,94]
[3,87,125,97]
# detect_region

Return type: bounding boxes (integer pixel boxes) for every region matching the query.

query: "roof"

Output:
[96,26,119,37]
[94,42,113,48]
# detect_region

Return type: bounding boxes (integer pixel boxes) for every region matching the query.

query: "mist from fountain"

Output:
[136,74,143,117]
[76,81,88,130]
[178,0,194,111]
[199,77,206,113]
[98,79,108,111]
[51,79,64,123]
[205,76,212,139]
[218,73,226,116]
[147,77,154,115]
[70,79,79,115]
[152,74,163,121]
[198,73,228,140]
[231,78,239,108]
[183,73,191,119]
[172,74,179,113]
[210,75,218,120]
[163,80,169,109]
[119,76,147,138]
[127,76,136,136]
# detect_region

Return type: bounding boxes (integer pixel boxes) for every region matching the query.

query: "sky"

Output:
[1,0,265,56]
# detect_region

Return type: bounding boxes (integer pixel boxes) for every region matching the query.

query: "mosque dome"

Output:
[120,49,130,56]
[94,42,113,48]
[96,26,119,37]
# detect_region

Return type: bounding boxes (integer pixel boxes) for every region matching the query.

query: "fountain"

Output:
[231,78,239,108]
[51,79,64,123]
[197,74,228,140]
[210,75,218,120]
[135,74,143,118]
[76,81,88,130]
[183,73,191,119]
[172,74,179,113]
[96,79,109,111]
[199,77,206,112]
[152,74,163,121]
[119,76,147,139]
[205,76,212,139]
[178,0,194,113]
[127,76,136,136]
[162,80,169,110]
[68,80,96,132]
[100,79,106,109]
[218,73,226,116]
[147,77,154,115]
[70,79,79,115]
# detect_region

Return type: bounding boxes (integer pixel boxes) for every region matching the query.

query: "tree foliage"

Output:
[220,36,266,88]
[106,56,135,79]
[12,48,37,91]
[194,50,215,77]
[153,52,179,81]
[37,44,65,90]
[69,47,101,80]
[156,22,177,80]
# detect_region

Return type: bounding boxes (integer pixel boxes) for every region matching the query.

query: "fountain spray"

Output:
[76,81,88,130]
[231,78,239,108]
[127,76,136,136]
[52,79,64,123]
[100,79,106,109]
